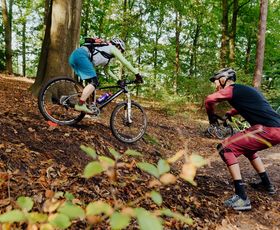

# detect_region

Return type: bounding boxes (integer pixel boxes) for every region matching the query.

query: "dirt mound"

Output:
[0,75,279,229]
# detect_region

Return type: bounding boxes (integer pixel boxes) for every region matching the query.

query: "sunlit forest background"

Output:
[1,0,279,106]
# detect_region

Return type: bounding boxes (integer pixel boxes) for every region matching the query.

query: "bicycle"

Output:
[38,76,147,143]
[229,116,250,134]
[276,105,280,115]
[206,115,234,140]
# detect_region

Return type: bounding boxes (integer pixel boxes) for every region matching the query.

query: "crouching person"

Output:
[205,68,280,211]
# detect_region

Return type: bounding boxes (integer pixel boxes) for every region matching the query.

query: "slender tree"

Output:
[229,0,251,64]
[220,0,229,67]
[253,0,268,88]
[1,0,13,73]
[30,0,83,95]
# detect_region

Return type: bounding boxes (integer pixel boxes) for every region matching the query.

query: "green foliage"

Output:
[137,162,160,178]
[0,147,204,229]
[157,159,170,175]
[135,208,163,230]
[83,161,104,178]
[17,196,34,212]
[86,201,113,216]
[110,212,131,230]
[2,0,279,104]
[80,145,97,159]
[109,147,122,160]
[150,191,163,206]
[57,203,85,220]
[48,213,71,230]
[26,212,48,224]
[124,149,143,157]
[0,210,26,223]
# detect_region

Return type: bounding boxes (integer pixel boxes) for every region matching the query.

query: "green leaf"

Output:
[17,196,34,212]
[189,154,207,167]
[109,148,121,160]
[0,209,26,223]
[86,201,113,216]
[27,212,48,224]
[150,191,163,206]
[64,192,75,201]
[39,223,54,230]
[99,156,115,168]
[135,208,162,230]
[83,161,104,178]
[157,159,170,175]
[110,212,131,230]
[80,145,97,159]
[49,213,71,230]
[161,209,193,225]
[136,162,160,178]
[58,203,85,220]
[124,149,143,157]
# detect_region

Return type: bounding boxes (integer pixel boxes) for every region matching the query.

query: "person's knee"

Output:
[244,152,258,161]
[217,144,238,166]
[86,77,99,87]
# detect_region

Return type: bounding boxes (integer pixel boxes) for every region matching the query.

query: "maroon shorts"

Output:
[220,125,280,166]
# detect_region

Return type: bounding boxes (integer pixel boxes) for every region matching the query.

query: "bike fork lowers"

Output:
[126,92,132,123]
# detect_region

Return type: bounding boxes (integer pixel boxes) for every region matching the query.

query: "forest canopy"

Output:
[0,0,279,104]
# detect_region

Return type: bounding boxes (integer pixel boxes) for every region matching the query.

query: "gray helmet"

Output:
[210,68,236,82]
[111,38,125,52]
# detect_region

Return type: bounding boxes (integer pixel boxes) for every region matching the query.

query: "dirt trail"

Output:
[0,74,279,230]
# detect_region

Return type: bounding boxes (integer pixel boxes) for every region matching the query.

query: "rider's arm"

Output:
[110,46,139,75]
[205,85,234,117]
[104,65,118,79]
[226,108,239,116]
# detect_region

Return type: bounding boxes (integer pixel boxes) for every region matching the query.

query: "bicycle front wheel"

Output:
[276,106,280,115]
[38,76,85,125]
[215,124,234,139]
[110,101,147,143]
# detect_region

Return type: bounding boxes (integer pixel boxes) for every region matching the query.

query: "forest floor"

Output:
[0,74,279,230]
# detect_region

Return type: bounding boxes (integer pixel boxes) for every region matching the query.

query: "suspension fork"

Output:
[125,89,132,123]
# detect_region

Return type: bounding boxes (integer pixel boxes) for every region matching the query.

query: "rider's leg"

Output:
[220,125,280,201]
[247,156,275,194]
[217,144,248,202]
[79,77,99,103]
[75,78,99,114]
[69,47,97,114]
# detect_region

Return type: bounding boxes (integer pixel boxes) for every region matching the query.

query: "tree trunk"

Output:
[244,35,252,73]
[22,20,26,76]
[189,23,200,77]
[174,10,181,95]
[253,0,268,88]
[220,0,229,67]
[1,0,13,73]
[30,0,83,96]
[229,0,238,64]
[229,0,251,65]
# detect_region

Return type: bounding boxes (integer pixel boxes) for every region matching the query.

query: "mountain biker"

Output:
[69,38,143,114]
[204,67,280,211]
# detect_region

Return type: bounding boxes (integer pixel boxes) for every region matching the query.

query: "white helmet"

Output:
[111,38,125,52]
[210,68,236,82]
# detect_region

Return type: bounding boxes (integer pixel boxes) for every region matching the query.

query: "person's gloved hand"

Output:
[117,80,125,87]
[208,114,220,124]
[222,113,232,122]
[135,73,143,84]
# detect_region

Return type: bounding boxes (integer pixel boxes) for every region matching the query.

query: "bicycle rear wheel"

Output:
[38,76,85,125]
[110,101,147,143]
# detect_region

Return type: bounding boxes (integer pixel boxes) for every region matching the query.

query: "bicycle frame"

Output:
[91,81,135,122]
